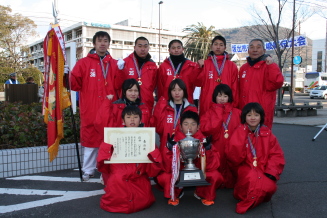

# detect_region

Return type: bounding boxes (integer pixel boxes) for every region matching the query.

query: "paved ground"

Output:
[1,92,327,217]
[1,124,327,217]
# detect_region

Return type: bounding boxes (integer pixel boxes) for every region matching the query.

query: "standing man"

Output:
[70,31,122,181]
[5,73,19,84]
[118,36,157,112]
[157,39,202,104]
[238,39,284,129]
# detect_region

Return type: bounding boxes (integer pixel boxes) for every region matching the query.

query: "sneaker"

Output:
[99,174,104,185]
[168,198,180,206]
[194,192,214,206]
[82,173,94,181]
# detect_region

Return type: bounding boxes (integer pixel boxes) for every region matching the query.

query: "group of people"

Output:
[69,31,285,214]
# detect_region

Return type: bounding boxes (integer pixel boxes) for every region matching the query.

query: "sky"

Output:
[1,0,327,44]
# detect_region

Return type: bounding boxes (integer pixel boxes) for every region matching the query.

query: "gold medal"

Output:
[224,133,229,139]
[173,76,176,80]
[253,160,257,167]
[216,78,221,83]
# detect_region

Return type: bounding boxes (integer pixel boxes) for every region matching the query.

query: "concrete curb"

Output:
[0,144,84,178]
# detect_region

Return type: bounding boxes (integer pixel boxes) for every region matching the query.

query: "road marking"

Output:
[7,176,100,183]
[0,189,104,214]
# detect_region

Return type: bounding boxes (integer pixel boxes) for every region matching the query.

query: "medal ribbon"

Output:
[168,57,183,76]
[170,144,180,201]
[99,57,109,80]
[173,103,183,130]
[247,124,260,163]
[133,54,143,80]
[211,53,227,77]
[222,111,232,133]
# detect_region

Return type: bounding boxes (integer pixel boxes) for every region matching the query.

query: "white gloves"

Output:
[117,58,125,70]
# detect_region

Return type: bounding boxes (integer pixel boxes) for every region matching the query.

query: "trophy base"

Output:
[175,169,211,187]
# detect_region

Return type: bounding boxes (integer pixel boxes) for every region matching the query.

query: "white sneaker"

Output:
[82,173,94,181]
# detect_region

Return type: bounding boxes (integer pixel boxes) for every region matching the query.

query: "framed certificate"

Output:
[104,127,155,164]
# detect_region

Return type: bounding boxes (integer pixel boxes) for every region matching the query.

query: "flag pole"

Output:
[65,71,83,182]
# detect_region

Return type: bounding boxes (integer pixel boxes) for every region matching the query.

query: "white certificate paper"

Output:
[104,127,155,164]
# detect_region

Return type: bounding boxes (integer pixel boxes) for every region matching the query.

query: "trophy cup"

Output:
[175,131,210,187]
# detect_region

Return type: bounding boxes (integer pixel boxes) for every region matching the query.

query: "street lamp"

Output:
[158,1,163,65]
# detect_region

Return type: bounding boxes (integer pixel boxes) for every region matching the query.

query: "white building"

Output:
[312,39,326,72]
[25,21,186,72]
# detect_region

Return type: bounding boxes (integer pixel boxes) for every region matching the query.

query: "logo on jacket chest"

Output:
[167,114,173,123]
[208,71,213,79]
[90,69,96,77]
[129,68,134,75]
[242,70,246,78]
[167,69,172,76]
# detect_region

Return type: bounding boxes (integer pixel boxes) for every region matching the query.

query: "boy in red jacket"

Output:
[161,111,223,206]
[97,106,162,214]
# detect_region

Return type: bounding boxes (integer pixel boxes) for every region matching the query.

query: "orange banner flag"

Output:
[43,24,71,162]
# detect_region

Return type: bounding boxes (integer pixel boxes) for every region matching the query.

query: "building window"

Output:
[76,28,82,38]
[67,32,72,41]
[317,51,322,72]
[124,41,133,45]
[112,40,123,45]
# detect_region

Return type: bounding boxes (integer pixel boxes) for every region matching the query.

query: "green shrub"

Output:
[0,101,80,149]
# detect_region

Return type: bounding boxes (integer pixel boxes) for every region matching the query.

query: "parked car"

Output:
[310,86,327,99]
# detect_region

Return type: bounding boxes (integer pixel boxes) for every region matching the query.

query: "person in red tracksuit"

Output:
[157,39,202,104]
[238,39,284,129]
[150,79,197,205]
[118,36,157,112]
[70,31,124,181]
[201,84,241,188]
[197,35,238,116]
[97,106,162,214]
[94,78,151,139]
[170,111,223,206]
[226,102,285,214]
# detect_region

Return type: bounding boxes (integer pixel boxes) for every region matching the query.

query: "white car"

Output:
[310,86,327,99]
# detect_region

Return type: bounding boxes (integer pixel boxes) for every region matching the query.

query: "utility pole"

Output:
[52,0,59,24]
[290,0,296,105]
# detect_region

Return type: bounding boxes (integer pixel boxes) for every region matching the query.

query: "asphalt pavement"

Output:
[1,124,327,217]
[1,93,327,217]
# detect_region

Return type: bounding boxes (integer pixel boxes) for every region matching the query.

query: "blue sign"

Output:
[293,56,302,65]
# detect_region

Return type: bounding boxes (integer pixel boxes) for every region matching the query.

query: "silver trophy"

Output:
[175,131,210,187]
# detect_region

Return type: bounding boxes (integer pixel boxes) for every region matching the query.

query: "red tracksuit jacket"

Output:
[157,58,202,104]
[238,61,284,129]
[70,52,123,147]
[120,53,158,112]
[226,124,285,214]
[197,54,238,116]
[97,142,162,214]
[200,102,241,188]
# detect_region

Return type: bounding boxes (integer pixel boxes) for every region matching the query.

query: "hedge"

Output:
[0,101,80,149]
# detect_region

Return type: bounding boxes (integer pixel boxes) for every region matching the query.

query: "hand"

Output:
[107,94,114,100]
[64,65,70,74]
[265,56,273,65]
[167,133,176,151]
[117,58,125,70]
[264,173,277,181]
[203,135,212,150]
[197,59,204,68]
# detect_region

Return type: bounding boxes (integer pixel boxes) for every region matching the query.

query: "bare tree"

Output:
[245,0,316,70]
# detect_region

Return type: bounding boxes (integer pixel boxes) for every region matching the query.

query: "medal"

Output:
[253,160,257,167]
[138,78,142,85]
[216,78,221,83]
[173,76,176,80]
[224,132,229,139]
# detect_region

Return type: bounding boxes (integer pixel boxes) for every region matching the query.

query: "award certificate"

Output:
[104,127,155,164]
